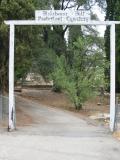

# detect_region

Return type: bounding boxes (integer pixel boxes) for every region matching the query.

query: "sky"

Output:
[92,5,106,37]
[64,4,106,40]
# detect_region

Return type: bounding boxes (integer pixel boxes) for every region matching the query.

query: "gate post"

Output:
[110,24,116,132]
[8,24,16,131]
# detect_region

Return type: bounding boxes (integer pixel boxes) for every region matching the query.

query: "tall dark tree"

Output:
[105,0,120,92]
[0,0,44,91]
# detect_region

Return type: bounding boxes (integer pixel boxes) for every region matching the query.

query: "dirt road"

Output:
[0,96,120,160]
[15,96,107,136]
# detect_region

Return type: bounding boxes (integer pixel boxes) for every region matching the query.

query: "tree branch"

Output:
[85,1,96,11]
[63,26,69,34]
[61,0,65,10]
[65,4,77,9]
[77,5,80,10]
[64,0,71,10]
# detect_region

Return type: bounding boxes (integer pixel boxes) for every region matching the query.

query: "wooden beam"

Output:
[4,20,120,26]
[110,24,116,132]
[5,19,118,132]
[8,24,16,131]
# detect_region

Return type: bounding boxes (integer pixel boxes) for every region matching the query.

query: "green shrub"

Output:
[51,37,108,110]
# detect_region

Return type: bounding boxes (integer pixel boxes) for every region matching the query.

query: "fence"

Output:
[0,94,2,122]
[0,94,9,128]
[115,97,120,131]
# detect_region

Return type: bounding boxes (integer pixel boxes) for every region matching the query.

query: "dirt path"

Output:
[15,96,104,136]
[0,95,120,160]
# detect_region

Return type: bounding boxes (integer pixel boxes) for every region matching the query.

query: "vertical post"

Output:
[8,24,15,131]
[110,24,116,132]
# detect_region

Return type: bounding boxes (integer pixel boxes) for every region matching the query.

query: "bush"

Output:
[51,37,108,110]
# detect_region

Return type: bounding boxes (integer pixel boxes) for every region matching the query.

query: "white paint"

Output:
[35,10,90,23]
[8,24,15,131]
[4,20,120,26]
[4,18,118,132]
[110,24,116,132]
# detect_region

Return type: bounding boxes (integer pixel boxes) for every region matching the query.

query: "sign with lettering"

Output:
[35,10,90,24]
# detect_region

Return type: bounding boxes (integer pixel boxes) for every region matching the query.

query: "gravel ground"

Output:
[0,96,120,160]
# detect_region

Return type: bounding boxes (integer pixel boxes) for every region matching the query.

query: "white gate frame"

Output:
[4,20,120,132]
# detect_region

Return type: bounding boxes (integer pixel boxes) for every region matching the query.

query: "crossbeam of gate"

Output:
[4,20,120,132]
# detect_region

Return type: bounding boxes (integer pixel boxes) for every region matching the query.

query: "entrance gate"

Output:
[4,10,120,132]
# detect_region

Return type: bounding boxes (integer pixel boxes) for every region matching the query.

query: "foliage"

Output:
[31,47,57,80]
[105,0,120,92]
[45,26,67,57]
[0,0,45,90]
[0,0,108,110]
[51,36,107,109]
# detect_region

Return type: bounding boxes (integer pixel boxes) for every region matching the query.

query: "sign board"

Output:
[35,10,90,24]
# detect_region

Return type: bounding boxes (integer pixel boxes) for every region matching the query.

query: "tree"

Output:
[51,34,107,109]
[0,0,107,93]
[31,47,57,80]
[0,0,45,91]
[105,0,120,92]
[40,0,105,57]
